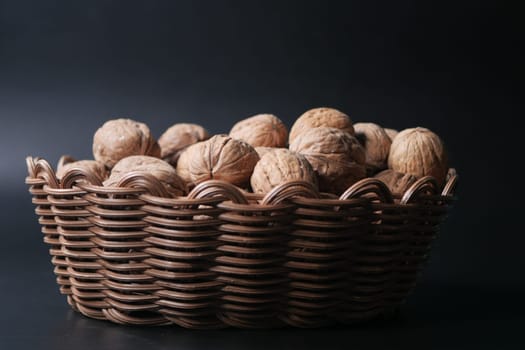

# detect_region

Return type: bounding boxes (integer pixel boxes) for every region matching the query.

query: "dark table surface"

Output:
[2,268,523,350]
[1,195,523,350]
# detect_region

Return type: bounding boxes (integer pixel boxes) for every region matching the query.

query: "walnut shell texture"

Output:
[105,155,186,196]
[388,127,448,186]
[354,122,392,171]
[289,127,366,194]
[289,107,354,144]
[374,169,418,196]
[229,114,288,148]
[93,118,160,168]
[254,146,278,158]
[176,134,259,187]
[250,148,317,194]
[384,128,399,141]
[175,143,197,185]
[56,160,109,181]
[158,123,209,166]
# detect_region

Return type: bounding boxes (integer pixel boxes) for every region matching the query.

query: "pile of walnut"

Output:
[57,108,448,198]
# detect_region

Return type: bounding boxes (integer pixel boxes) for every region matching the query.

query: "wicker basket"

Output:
[25,156,457,328]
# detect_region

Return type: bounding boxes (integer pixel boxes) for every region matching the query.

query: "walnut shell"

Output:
[56,160,109,181]
[289,127,366,194]
[175,142,196,185]
[354,122,392,171]
[176,134,259,187]
[250,149,317,194]
[388,127,448,186]
[93,118,160,168]
[230,114,288,148]
[254,147,278,158]
[289,107,354,144]
[374,169,418,195]
[384,128,399,141]
[158,123,209,166]
[104,155,186,196]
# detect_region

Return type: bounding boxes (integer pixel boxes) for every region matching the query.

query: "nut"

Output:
[254,147,278,158]
[230,114,288,147]
[158,123,209,166]
[104,155,186,196]
[374,169,418,195]
[175,142,196,185]
[384,128,399,141]
[354,122,392,172]
[388,127,448,186]
[289,127,366,194]
[56,160,109,181]
[250,148,317,194]
[176,134,259,188]
[289,107,354,144]
[93,118,160,168]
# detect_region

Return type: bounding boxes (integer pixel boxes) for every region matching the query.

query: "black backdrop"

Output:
[0,1,522,349]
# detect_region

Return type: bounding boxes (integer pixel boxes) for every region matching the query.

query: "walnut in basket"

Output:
[354,122,392,172]
[289,107,354,144]
[384,128,399,141]
[229,114,288,148]
[56,160,109,181]
[254,146,279,158]
[93,118,160,168]
[374,169,418,196]
[176,134,259,188]
[250,148,317,194]
[104,155,186,196]
[158,123,209,167]
[289,127,366,194]
[388,127,448,186]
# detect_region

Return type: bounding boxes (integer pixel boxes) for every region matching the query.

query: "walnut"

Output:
[254,147,278,158]
[175,142,196,185]
[374,169,418,195]
[56,160,109,181]
[388,127,448,186]
[104,155,186,196]
[289,107,354,144]
[176,134,259,188]
[289,127,366,194]
[93,118,160,168]
[384,128,399,141]
[158,123,209,166]
[229,114,288,148]
[354,123,392,172]
[250,148,317,194]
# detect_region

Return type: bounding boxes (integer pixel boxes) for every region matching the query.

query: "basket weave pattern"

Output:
[26,157,457,328]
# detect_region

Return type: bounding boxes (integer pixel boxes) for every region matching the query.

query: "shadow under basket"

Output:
[25,156,458,328]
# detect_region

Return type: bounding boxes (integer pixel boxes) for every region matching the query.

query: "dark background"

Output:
[0,0,522,349]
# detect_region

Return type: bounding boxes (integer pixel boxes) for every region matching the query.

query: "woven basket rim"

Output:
[26,156,458,206]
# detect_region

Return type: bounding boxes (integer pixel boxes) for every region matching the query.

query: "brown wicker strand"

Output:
[141,193,227,328]
[60,167,104,188]
[57,155,76,170]
[341,179,410,321]
[83,182,169,325]
[25,157,76,309]
[400,176,439,205]
[46,182,107,319]
[115,172,171,198]
[261,181,320,205]
[188,180,249,204]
